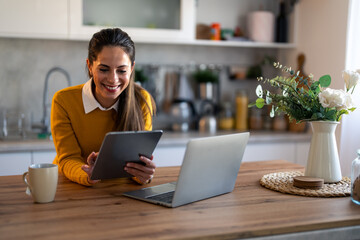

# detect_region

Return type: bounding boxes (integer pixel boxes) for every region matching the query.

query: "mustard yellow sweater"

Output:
[51,84,153,186]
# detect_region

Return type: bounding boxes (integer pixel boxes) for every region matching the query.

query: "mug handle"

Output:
[23,172,31,196]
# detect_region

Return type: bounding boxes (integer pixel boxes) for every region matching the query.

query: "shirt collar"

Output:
[82,79,119,114]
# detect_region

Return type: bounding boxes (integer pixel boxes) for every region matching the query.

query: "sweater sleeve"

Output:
[51,91,92,186]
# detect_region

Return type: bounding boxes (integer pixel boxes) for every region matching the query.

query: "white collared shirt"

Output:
[82,79,119,114]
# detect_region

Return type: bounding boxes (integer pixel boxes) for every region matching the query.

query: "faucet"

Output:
[37,67,71,134]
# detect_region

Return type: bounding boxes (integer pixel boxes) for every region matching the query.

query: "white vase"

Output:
[305,121,342,183]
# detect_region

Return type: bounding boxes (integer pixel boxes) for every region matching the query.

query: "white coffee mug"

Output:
[23,163,58,203]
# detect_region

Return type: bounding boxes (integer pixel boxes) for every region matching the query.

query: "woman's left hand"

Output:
[124,155,156,184]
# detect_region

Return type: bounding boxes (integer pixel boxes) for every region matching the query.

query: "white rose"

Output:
[342,91,354,110]
[318,88,353,110]
[343,70,360,91]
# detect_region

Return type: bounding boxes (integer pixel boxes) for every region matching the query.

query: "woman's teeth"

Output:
[105,85,119,90]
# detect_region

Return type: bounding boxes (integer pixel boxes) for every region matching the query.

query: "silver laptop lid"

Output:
[171,132,249,207]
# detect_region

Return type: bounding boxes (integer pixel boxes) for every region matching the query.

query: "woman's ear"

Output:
[131,61,135,73]
[86,59,92,76]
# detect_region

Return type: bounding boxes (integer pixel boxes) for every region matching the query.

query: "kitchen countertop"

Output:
[1,160,359,240]
[0,130,311,153]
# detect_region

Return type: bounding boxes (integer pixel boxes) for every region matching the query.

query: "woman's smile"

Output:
[103,83,121,92]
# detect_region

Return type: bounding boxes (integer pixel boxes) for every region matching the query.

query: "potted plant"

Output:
[193,68,219,100]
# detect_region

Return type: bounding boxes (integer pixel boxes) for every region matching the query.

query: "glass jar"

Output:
[235,90,248,131]
[218,102,234,130]
[351,149,360,205]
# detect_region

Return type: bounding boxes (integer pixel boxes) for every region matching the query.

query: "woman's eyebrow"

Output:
[98,64,129,68]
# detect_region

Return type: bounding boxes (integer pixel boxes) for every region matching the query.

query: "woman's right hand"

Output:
[81,151,100,184]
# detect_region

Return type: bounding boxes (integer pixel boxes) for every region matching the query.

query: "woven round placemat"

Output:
[260,171,350,197]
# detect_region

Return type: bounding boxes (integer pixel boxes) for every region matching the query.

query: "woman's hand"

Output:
[81,151,101,184]
[125,155,156,184]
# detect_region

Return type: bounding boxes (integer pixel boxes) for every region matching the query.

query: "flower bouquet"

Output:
[249,62,358,122]
[249,62,359,182]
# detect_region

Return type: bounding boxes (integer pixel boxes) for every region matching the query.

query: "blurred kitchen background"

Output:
[0,0,359,176]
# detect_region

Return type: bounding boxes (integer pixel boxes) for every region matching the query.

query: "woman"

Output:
[51,28,156,186]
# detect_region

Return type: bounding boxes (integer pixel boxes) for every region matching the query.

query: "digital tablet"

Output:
[90,130,163,180]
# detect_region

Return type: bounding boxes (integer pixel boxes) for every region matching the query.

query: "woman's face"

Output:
[87,46,134,108]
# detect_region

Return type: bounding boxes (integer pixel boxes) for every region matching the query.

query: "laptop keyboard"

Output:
[146,191,174,203]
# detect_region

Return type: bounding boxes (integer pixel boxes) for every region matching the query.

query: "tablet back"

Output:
[90,130,163,180]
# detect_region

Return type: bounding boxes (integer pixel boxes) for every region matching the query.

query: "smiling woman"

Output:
[50,28,156,186]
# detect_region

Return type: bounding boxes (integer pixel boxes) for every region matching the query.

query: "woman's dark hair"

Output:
[87,28,155,131]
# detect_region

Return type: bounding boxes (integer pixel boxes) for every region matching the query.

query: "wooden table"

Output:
[1,160,360,240]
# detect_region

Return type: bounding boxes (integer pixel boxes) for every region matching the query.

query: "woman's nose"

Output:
[110,70,119,82]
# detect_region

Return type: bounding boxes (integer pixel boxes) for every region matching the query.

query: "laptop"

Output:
[123,132,249,208]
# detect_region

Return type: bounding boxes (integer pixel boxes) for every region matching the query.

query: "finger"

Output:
[81,165,91,175]
[126,167,154,182]
[139,156,156,168]
[81,165,100,184]
[126,162,156,175]
[87,152,98,166]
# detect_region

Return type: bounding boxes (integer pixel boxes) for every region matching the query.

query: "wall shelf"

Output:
[133,38,296,49]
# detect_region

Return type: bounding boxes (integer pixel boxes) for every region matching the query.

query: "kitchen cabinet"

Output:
[0,0,68,39]
[153,139,310,167]
[153,146,186,167]
[0,0,297,49]
[69,0,195,42]
[32,151,56,164]
[243,141,310,166]
[0,152,31,176]
[0,150,56,176]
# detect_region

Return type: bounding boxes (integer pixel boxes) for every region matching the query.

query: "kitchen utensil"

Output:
[170,99,196,132]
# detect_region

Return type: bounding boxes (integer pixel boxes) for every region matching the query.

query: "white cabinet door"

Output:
[0,152,31,176]
[0,0,68,39]
[69,0,195,41]
[32,151,57,164]
[153,146,186,167]
[295,142,310,167]
[243,143,296,163]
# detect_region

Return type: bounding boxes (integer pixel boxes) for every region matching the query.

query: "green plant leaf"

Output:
[324,109,337,120]
[255,98,265,108]
[319,75,331,87]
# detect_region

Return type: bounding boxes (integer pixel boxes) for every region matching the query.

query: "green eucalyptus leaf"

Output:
[255,85,263,98]
[319,75,331,87]
[255,98,265,108]
[270,105,275,118]
[266,92,272,104]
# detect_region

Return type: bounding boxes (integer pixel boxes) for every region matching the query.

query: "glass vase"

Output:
[351,149,360,205]
[304,121,342,183]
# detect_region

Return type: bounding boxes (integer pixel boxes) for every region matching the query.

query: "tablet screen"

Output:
[90,130,163,180]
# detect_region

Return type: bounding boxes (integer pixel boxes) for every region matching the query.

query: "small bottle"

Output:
[235,90,248,131]
[210,23,221,41]
[276,0,288,42]
[351,149,360,205]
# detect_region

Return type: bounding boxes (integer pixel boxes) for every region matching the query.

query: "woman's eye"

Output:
[99,69,108,72]
[117,70,126,74]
